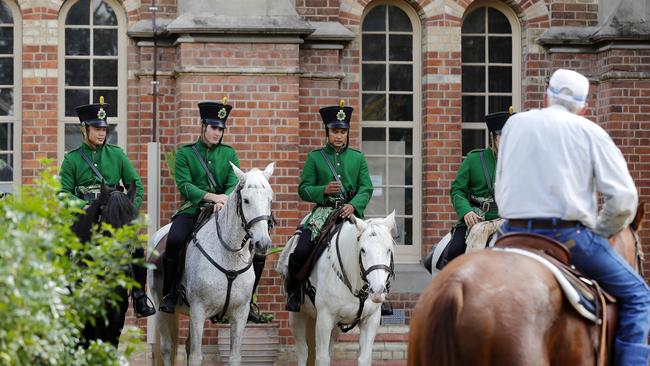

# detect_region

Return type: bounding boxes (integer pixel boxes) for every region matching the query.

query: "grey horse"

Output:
[150,162,275,366]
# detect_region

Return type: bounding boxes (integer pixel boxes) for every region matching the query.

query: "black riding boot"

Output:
[285,253,303,312]
[131,250,156,318]
[159,257,179,314]
[285,275,302,312]
[248,253,271,323]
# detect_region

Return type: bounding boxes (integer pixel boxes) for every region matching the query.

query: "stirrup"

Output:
[159,293,178,314]
[248,303,273,323]
[133,292,156,318]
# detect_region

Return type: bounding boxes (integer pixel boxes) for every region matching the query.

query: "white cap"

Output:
[547,69,590,104]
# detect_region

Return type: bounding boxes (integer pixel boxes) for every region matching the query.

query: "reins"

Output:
[194,181,274,322]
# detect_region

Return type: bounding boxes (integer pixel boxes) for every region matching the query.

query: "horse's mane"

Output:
[103,190,136,229]
[631,202,645,231]
[240,168,272,191]
[71,187,136,243]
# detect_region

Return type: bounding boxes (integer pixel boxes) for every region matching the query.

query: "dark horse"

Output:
[71,183,137,346]
[408,204,645,366]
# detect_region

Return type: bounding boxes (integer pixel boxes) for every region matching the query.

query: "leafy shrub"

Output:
[0,162,145,365]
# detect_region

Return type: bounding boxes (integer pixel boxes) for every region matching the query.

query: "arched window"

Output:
[0,0,19,193]
[361,2,422,262]
[59,0,126,155]
[461,3,520,155]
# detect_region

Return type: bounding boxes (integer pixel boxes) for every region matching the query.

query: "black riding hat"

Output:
[320,100,353,129]
[75,98,109,128]
[485,107,515,135]
[199,97,232,128]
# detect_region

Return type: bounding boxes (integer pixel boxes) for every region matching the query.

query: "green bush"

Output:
[0,162,145,365]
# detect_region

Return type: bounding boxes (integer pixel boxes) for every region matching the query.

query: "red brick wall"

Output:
[20,7,59,184]
[296,0,340,21]
[549,1,598,27]
[15,0,650,355]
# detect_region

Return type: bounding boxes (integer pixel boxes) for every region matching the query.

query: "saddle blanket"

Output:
[492,247,601,323]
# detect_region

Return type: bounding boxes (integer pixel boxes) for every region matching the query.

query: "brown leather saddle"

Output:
[495,232,617,365]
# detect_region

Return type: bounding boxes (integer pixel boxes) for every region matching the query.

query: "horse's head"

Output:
[354,210,396,303]
[230,162,275,253]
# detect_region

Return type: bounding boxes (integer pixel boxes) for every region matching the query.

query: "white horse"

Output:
[278,211,396,366]
[426,218,504,275]
[149,162,275,366]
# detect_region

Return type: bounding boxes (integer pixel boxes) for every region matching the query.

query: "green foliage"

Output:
[0,160,145,365]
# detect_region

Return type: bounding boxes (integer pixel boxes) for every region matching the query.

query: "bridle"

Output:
[214,183,275,253]
[332,221,395,332]
[192,180,275,323]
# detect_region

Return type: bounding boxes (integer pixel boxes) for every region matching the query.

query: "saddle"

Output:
[494,233,617,365]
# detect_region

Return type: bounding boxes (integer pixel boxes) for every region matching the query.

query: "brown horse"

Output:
[408,204,645,366]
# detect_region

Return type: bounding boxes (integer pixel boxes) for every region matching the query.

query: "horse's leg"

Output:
[187,304,207,366]
[290,311,310,366]
[157,312,179,366]
[315,311,335,366]
[328,326,338,360]
[228,304,249,366]
[105,286,129,346]
[357,309,381,366]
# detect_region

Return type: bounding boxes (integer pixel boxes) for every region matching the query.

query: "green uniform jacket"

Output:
[450,148,499,226]
[174,140,240,216]
[299,144,374,218]
[59,143,145,209]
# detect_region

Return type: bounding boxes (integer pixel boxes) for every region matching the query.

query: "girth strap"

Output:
[194,240,254,322]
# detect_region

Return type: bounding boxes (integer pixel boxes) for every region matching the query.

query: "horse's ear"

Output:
[127,181,137,203]
[230,162,245,181]
[101,183,110,196]
[354,216,367,233]
[383,210,396,231]
[263,162,275,180]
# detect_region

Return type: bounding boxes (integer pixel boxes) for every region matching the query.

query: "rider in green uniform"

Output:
[159,99,271,323]
[285,100,374,312]
[59,99,155,318]
[435,109,513,270]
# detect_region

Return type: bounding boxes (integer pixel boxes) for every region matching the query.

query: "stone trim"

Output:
[174,66,302,76]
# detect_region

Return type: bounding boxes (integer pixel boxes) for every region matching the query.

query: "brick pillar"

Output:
[21,6,59,183]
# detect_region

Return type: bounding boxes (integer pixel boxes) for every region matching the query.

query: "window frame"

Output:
[461,1,521,153]
[360,0,422,263]
[57,0,127,162]
[0,0,21,193]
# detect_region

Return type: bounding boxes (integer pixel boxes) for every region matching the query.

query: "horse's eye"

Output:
[243,199,250,204]
[360,248,366,255]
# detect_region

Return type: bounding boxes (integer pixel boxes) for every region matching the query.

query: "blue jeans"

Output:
[501,221,650,366]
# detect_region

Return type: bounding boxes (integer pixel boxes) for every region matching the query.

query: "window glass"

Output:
[361,5,417,249]
[461,6,514,155]
[64,0,120,150]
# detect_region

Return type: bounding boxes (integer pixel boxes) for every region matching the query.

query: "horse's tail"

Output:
[153,311,180,366]
[408,280,463,366]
